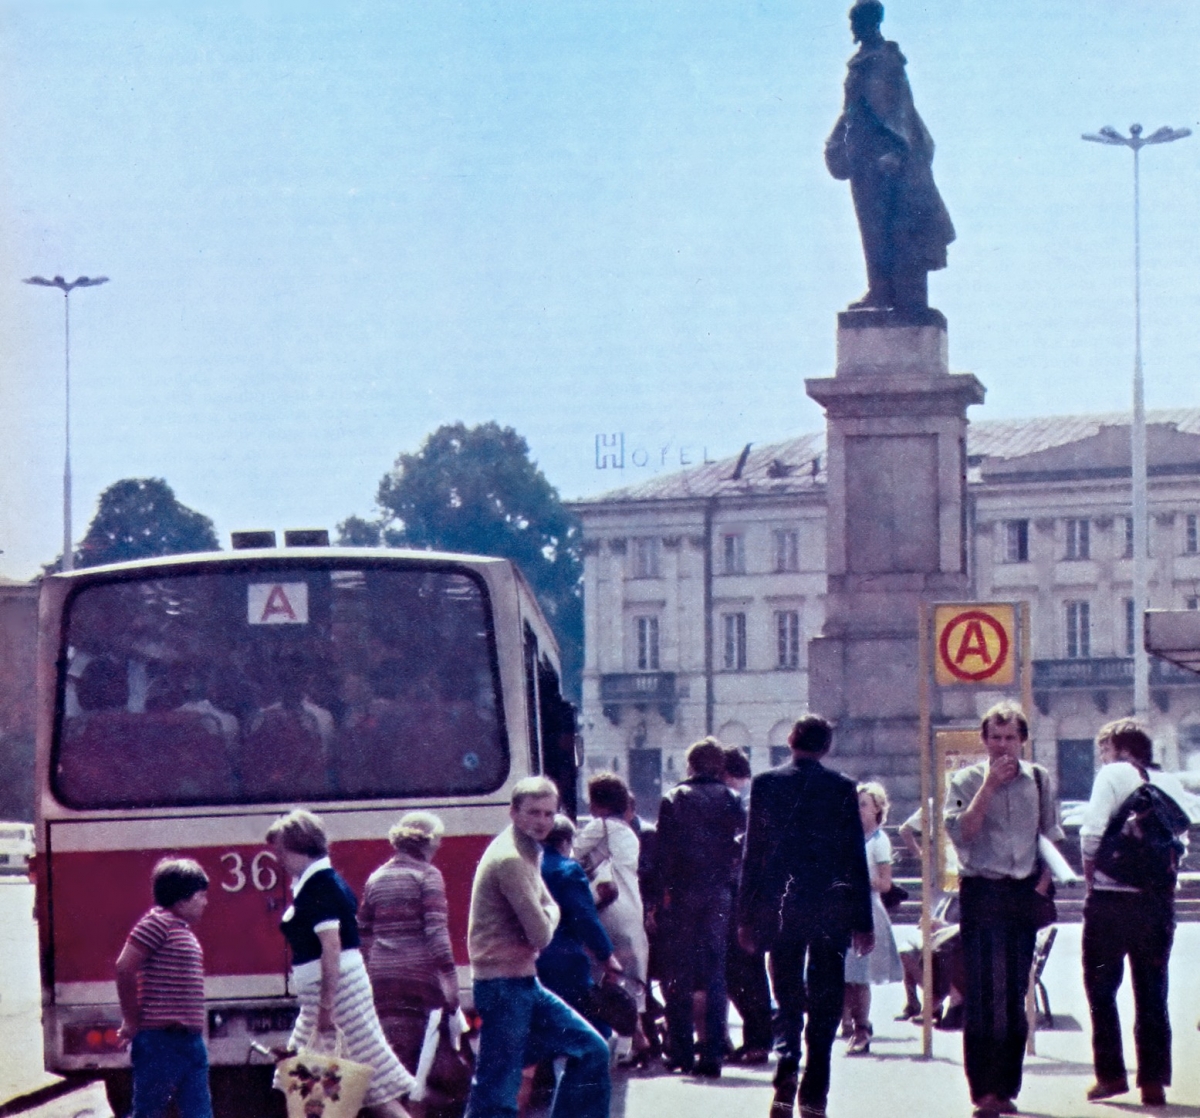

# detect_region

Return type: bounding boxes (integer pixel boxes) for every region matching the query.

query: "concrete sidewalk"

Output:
[616,924,1200,1118]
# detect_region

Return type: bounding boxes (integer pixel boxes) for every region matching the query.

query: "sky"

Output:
[3,1,1200,579]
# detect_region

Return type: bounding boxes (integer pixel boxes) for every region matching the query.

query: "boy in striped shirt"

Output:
[116,857,212,1118]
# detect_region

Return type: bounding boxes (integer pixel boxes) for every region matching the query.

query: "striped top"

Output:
[360,851,456,1004]
[126,907,206,1033]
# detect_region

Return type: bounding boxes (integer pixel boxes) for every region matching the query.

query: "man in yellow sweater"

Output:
[465,776,611,1118]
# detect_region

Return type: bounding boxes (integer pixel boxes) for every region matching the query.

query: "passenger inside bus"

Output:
[55,567,509,808]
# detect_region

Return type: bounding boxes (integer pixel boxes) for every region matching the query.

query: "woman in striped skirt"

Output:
[267,809,417,1117]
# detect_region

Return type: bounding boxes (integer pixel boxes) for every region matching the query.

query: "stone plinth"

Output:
[805,311,984,805]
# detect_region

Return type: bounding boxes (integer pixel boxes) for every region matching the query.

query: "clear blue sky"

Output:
[3,1,1200,578]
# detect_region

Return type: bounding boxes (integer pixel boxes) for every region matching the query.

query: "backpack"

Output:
[1094,777,1191,891]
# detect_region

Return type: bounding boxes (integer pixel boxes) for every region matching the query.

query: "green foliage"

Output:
[345,423,582,699]
[76,478,220,568]
[336,514,384,547]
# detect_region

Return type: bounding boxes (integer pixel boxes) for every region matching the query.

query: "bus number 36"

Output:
[220,850,279,893]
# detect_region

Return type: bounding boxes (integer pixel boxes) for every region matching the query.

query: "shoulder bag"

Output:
[578,818,619,910]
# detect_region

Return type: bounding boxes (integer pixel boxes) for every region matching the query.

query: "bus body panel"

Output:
[34,549,571,1072]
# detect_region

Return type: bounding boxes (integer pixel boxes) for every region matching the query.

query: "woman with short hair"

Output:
[266,809,416,1117]
[575,772,650,1061]
[360,811,460,1071]
[842,781,904,1055]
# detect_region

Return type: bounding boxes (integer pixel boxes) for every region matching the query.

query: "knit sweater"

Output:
[467,824,560,980]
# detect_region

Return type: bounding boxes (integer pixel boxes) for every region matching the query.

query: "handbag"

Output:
[1028,767,1058,930]
[578,819,619,910]
[412,1008,473,1110]
[881,883,909,912]
[275,1030,374,1118]
[587,973,641,1037]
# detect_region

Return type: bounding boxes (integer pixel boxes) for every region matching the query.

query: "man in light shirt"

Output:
[943,701,1062,1118]
[1079,718,1197,1109]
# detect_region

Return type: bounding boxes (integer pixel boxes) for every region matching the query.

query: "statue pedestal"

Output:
[805,311,984,804]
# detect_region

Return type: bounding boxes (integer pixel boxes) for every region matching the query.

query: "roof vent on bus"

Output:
[284,529,330,547]
[231,530,277,550]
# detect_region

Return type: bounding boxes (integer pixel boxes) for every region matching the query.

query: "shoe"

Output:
[661,1055,693,1074]
[1086,1078,1129,1101]
[846,1031,870,1056]
[895,1003,922,1021]
[771,1058,799,1118]
[731,1045,771,1065]
[972,1094,1006,1118]
[936,1004,964,1030]
[1141,1084,1167,1107]
[798,1106,827,1118]
[693,1060,722,1079]
[615,1049,653,1070]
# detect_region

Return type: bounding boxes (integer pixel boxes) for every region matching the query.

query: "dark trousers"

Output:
[959,878,1037,1104]
[663,896,730,1067]
[726,936,774,1051]
[1082,889,1175,1088]
[769,929,848,1110]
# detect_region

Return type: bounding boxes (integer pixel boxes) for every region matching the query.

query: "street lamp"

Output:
[1081,124,1190,718]
[21,274,109,572]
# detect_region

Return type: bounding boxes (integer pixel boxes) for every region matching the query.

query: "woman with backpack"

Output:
[1080,718,1197,1109]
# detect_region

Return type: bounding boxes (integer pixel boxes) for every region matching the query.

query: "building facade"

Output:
[573,410,1200,816]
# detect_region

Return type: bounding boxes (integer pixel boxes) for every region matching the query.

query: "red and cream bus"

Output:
[33,541,577,1077]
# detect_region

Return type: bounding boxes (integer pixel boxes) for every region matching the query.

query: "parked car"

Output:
[0,822,34,876]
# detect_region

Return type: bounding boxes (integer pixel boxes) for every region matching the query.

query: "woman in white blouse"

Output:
[574,772,650,1061]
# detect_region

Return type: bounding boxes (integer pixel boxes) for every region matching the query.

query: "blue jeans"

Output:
[466,976,610,1118]
[130,1029,213,1118]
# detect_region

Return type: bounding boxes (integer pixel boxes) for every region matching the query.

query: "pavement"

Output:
[5,874,1200,1117]
[612,923,1200,1118]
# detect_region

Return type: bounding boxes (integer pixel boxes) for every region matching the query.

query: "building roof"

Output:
[573,407,1200,506]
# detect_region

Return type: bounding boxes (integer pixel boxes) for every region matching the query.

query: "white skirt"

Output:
[287,949,417,1106]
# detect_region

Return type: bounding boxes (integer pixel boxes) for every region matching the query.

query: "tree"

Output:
[75,478,220,568]
[339,423,583,699]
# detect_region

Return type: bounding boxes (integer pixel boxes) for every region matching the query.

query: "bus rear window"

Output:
[53,564,508,808]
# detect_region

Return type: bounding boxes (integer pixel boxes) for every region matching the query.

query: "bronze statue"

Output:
[825,0,954,316]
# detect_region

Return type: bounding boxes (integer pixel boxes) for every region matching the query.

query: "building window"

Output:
[1188,597,1199,611]
[1123,597,1135,657]
[631,537,660,578]
[773,529,799,573]
[1187,513,1198,554]
[1124,516,1134,558]
[1065,600,1091,659]
[1065,518,1090,560]
[722,533,746,575]
[775,610,800,669]
[1003,519,1029,563]
[722,612,747,671]
[636,615,660,671]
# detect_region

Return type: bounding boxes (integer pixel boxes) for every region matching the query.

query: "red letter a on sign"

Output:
[954,620,992,666]
[260,585,297,622]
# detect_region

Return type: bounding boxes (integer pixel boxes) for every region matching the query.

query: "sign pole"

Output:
[1020,600,1033,741]
[1021,599,1039,1056]
[917,601,934,1059]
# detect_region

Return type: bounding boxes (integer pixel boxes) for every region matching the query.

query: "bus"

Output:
[33,542,577,1078]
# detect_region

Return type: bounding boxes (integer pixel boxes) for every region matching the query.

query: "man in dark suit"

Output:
[738,714,873,1118]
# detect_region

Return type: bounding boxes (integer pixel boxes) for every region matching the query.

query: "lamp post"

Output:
[1081,124,1190,717]
[21,274,109,572]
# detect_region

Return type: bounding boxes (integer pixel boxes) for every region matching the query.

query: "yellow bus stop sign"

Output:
[934,603,1016,686]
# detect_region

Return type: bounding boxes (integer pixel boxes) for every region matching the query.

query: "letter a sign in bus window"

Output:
[248,582,309,625]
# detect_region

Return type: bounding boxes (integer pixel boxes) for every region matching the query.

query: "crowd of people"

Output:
[111,702,1197,1118]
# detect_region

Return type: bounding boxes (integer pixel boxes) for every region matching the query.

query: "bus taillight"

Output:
[62,1023,124,1056]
